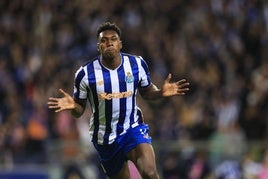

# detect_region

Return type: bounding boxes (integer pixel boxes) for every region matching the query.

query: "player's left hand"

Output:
[161,73,190,97]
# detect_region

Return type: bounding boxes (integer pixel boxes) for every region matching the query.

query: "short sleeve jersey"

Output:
[73,53,151,144]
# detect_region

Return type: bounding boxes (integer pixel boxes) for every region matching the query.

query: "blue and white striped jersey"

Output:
[73,53,152,145]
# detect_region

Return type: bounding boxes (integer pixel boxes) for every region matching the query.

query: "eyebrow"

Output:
[100,34,118,38]
[99,34,119,41]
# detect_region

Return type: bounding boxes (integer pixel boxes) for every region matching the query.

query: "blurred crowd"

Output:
[0,0,268,178]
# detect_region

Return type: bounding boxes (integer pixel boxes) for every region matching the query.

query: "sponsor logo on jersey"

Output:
[98,91,133,100]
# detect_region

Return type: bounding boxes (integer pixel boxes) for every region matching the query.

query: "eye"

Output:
[100,38,106,43]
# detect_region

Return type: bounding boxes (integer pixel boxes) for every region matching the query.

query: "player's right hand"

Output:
[47,89,75,112]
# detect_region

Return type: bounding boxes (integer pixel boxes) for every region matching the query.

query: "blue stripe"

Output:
[116,63,126,135]
[74,69,85,99]
[87,62,99,143]
[128,55,139,126]
[102,67,112,144]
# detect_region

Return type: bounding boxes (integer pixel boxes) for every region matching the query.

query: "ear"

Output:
[119,40,122,50]
[97,43,100,51]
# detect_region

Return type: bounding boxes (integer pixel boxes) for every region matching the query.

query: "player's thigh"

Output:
[127,143,157,169]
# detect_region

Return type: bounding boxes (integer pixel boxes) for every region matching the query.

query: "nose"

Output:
[107,39,113,46]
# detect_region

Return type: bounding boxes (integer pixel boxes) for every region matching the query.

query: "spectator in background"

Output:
[25,105,48,163]
[258,149,268,179]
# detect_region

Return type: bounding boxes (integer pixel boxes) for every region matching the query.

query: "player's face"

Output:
[97,30,122,59]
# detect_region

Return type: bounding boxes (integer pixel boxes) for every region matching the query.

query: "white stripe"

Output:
[83,66,95,114]
[86,67,97,140]
[137,56,150,87]
[132,57,142,124]
[124,56,134,129]
[109,70,120,142]
[93,60,106,143]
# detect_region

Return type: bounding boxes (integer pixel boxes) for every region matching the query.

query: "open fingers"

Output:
[47,89,69,112]
[47,97,60,108]
[177,79,187,84]
[178,88,189,93]
[175,79,190,88]
[175,79,190,95]
[47,100,59,108]
[47,100,62,112]
[179,82,190,89]
[48,97,59,102]
[59,89,68,96]
[48,104,59,109]
[55,108,63,113]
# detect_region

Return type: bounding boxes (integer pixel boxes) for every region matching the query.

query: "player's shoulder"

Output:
[121,52,144,61]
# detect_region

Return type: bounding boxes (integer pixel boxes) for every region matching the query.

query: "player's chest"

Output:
[90,68,139,93]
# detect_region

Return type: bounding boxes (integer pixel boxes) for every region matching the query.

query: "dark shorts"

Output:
[93,123,152,177]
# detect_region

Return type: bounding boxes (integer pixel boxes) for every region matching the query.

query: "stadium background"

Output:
[0,0,268,178]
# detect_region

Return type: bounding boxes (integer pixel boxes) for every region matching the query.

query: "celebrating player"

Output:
[48,22,190,179]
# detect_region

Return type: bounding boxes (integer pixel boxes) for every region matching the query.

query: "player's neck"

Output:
[101,54,121,70]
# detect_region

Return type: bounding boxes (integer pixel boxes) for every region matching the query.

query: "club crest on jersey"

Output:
[125,72,134,83]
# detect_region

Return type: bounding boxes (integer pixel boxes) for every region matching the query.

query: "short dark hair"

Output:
[96,22,121,39]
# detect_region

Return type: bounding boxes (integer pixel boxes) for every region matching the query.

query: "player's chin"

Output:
[103,51,116,59]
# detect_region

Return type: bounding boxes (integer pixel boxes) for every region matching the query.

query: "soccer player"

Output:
[48,22,190,179]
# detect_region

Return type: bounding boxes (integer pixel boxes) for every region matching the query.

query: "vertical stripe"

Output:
[123,56,134,130]
[116,57,128,135]
[128,55,139,126]
[110,70,120,141]
[73,68,85,99]
[116,66,126,136]
[94,60,106,144]
[139,57,151,87]
[87,62,99,143]
[102,67,112,145]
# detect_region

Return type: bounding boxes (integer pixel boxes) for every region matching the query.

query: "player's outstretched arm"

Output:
[139,73,190,100]
[47,89,86,118]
